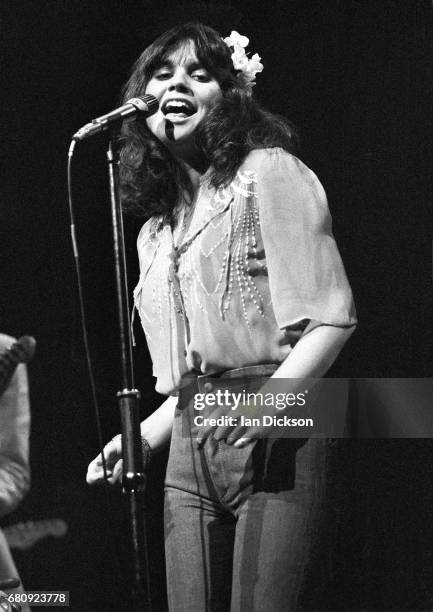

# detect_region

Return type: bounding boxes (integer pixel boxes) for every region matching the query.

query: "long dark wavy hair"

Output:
[119,22,298,219]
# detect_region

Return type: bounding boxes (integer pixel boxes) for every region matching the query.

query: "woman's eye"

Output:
[191,71,210,81]
[154,71,172,80]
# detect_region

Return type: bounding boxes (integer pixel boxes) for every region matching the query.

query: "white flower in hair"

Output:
[223,31,249,49]
[243,53,263,80]
[223,30,263,88]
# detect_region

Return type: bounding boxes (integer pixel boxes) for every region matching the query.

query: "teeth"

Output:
[163,100,194,115]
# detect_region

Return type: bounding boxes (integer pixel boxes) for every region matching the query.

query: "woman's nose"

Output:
[168,69,192,93]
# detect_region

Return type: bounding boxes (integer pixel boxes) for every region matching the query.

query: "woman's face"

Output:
[145,41,222,164]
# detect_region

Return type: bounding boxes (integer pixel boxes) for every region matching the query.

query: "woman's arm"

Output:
[140,394,177,450]
[197,324,356,447]
[272,324,355,381]
[86,395,177,485]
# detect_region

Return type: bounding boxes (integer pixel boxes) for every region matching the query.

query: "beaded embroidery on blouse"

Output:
[134,166,269,341]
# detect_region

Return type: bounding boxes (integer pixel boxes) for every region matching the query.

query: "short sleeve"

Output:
[247,148,357,331]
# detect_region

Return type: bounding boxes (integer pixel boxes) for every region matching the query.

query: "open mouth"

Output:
[161,99,196,117]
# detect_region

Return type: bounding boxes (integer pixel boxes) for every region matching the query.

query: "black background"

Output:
[1,1,433,610]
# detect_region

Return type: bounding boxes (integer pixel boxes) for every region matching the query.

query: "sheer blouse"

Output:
[133,148,357,395]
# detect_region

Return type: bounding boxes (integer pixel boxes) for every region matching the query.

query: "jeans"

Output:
[164,366,342,611]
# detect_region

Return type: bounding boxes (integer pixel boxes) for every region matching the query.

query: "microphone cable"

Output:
[67,140,111,483]
[67,140,127,601]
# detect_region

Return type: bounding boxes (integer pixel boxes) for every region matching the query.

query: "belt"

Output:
[197,364,278,393]
[177,364,279,407]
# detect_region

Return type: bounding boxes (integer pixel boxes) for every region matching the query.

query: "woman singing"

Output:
[87,22,357,611]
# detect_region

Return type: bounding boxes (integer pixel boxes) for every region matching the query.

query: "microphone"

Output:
[72,94,159,142]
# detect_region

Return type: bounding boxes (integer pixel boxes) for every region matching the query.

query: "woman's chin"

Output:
[160,126,196,154]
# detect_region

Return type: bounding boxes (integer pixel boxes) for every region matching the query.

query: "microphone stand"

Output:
[106,140,151,612]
